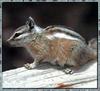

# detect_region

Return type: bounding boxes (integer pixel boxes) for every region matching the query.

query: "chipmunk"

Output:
[7,17,97,74]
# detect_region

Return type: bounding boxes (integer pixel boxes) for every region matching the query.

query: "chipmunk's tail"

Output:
[88,38,97,51]
[88,38,97,61]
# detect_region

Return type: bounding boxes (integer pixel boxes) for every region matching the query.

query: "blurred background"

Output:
[2,2,98,71]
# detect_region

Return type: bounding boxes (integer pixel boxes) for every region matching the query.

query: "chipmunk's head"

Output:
[7,16,42,47]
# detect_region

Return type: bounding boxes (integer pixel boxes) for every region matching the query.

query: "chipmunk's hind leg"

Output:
[63,67,74,74]
[62,65,81,74]
[58,64,75,74]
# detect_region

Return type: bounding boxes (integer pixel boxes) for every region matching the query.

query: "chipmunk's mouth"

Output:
[6,39,20,47]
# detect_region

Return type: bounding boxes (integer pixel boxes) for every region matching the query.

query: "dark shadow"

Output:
[29,60,97,74]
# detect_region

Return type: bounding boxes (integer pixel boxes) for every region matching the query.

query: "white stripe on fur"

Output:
[46,33,79,40]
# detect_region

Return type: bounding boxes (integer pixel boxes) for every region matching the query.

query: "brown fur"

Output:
[7,18,97,72]
[26,34,89,67]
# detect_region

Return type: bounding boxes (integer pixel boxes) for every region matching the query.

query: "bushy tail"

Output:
[88,38,97,51]
[88,38,97,61]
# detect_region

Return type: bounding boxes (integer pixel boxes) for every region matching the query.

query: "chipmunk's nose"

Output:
[6,38,12,43]
[7,38,10,42]
[6,39,11,45]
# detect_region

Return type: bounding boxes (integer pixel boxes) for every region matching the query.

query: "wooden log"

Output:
[3,61,97,88]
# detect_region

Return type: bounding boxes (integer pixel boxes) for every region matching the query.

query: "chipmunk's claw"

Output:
[63,68,74,74]
[24,63,33,70]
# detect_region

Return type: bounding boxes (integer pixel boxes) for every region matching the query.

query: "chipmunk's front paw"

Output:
[63,68,74,74]
[24,63,34,70]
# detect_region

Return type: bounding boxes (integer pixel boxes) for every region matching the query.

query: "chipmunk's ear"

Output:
[26,16,35,29]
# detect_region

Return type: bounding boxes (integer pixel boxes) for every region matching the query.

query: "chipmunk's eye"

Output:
[14,33,21,38]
